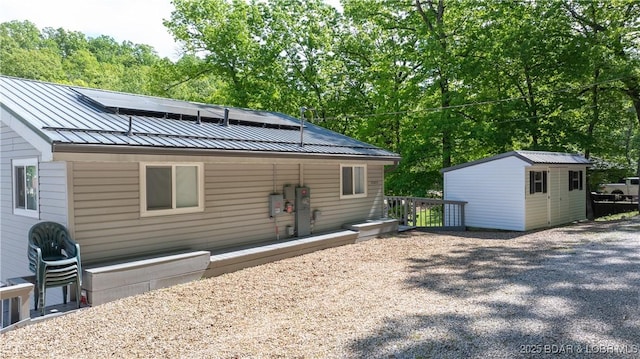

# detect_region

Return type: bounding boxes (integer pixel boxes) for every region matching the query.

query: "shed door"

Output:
[549,167,570,226]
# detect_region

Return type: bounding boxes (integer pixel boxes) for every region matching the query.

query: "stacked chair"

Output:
[28,222,82,315]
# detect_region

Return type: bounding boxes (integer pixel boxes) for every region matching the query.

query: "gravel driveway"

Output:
[2,217,639,358]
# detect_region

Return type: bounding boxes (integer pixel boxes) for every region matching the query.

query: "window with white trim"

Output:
[12,158,39,218]
[140,163,204,216]
[341,164,367,198]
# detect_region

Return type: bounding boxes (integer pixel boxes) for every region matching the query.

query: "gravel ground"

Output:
[2,217,639,358]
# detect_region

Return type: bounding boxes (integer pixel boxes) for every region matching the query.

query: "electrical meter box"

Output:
[295,186,311,236]
[269,194,284,217]
[283,185,295,201]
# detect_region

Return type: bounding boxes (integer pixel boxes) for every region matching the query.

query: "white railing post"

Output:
[383,195,467,229]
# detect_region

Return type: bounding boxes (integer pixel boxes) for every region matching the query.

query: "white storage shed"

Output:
[442,151,591,231]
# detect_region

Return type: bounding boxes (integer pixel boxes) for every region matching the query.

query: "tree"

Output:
[1,20,164,95]
[561,0,639,210]
[165,0,343,115]
[5,1,638,199]
[0,21,65,81]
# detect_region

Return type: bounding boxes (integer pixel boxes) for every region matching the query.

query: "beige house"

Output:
[442,151,591,231]
[1,76,399,307]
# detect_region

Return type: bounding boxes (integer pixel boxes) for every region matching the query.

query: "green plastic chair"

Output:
[28,222,82,315]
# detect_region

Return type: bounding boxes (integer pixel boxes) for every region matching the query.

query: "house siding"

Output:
[304,163,384,233]
[1,120,68,306]
[444,156,528,231]
[39,161,68,224]
[71,158,386,264]
[1,121,41,283]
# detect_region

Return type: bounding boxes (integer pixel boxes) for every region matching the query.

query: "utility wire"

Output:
[312,77,627,122]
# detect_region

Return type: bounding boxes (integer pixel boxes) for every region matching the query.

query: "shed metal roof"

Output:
[441,150,591,173]
[0,76,400,161]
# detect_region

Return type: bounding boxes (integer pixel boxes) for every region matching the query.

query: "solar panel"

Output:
[71,87,301,128]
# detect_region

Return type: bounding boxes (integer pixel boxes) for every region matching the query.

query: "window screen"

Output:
[146,166,172,210]
[15,165,26,209]
[342,167,353,196]
[354,166,365,194]
[176,165,198,208]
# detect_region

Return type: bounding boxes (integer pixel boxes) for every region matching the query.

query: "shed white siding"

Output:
[444,156,529,231]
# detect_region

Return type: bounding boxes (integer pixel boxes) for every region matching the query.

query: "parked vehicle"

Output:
[598,177,639,200]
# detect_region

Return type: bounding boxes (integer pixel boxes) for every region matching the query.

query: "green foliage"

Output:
[595,210,639,222]
[0,20,164,94]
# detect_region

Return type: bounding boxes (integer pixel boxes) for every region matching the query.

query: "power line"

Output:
[313,77,627,122]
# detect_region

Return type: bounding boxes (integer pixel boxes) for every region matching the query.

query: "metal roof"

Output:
[513,150,591,165]
[441,150,591,173]
[0,76,400,161]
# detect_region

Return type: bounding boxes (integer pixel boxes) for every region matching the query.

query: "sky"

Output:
[0,0,342,61]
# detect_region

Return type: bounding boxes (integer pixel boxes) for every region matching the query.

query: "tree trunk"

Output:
[441,76,452,168]
[584,69,600,219]
[637,155,640,214]
[586,179,595,220]
[624,80,640,213]
[415,0,452,168]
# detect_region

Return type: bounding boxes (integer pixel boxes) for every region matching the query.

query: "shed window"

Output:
[141,163,204,216]
[569,170,583,191]
[529,171,547,194]
[341,164,367,198]
[12,158,39,218]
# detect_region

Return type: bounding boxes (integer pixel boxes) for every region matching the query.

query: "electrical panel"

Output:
[295,186,311,236]
[269,194,284,217]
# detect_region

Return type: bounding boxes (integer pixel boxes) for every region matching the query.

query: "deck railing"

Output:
[384,196,467,230]
[0,282,33,333]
